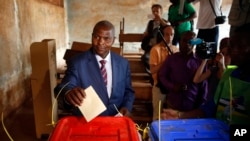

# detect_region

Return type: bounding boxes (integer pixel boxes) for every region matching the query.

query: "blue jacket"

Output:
[54,48,135,116]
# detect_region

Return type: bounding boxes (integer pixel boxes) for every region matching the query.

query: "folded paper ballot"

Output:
[78,86,107,122]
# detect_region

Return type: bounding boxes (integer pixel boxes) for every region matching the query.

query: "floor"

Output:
[0,99,46,141]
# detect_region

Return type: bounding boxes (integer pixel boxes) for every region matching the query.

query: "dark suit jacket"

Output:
[54,48,135,116]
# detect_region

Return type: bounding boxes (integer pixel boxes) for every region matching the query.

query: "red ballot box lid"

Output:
[48,116,140,141]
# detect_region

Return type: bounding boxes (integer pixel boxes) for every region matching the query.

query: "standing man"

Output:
[189,0,223,50]
[158,31,208,112]
[141,4,169,74]
[149,25,178,120]
[168,0,197,46]
[54,20,135,117]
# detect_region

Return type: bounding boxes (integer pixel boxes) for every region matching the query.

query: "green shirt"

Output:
[168,1,196,39]
[214,65,250,125]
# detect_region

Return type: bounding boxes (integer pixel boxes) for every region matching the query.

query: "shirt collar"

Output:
[95,51,111,63]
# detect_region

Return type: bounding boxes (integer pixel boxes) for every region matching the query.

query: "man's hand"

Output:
[161,108,179,119]
[65,87,86,107]
[154,13,162,21]
[119,107,131,117]
[215,52,225,67]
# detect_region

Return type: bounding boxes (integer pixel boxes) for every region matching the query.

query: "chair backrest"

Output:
[119,18,144,50]
[71,41,92,51]
[63,41,121,62]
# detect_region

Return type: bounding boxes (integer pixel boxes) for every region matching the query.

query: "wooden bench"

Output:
[119,18,144,51]
[63,41,122,62]
[119,18,153,123]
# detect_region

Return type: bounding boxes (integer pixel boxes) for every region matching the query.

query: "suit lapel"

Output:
[110,53,119,94]
[86,51,109,101]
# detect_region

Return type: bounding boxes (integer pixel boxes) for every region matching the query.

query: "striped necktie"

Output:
[100,60,107,86]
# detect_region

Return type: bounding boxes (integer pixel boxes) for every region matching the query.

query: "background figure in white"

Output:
[189,0,223,51]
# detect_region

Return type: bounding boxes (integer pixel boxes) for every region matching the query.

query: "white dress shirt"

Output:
[96,52,112,98]
[196,0,222,29]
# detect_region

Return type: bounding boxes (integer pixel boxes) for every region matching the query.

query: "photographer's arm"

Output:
[215,53,226,79]
[193,59,211,83]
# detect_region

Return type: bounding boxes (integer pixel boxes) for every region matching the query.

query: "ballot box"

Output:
[48,116,140,141]
[149,118,229,141]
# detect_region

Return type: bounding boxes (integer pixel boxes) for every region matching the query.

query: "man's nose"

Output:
[97,37,105,44]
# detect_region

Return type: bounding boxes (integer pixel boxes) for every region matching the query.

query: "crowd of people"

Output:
[142,0,250,125]
[153,1,249,126]
[55,0,250,134]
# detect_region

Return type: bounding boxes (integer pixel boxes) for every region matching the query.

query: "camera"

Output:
[196,41,217,59]
[189,38,217,59]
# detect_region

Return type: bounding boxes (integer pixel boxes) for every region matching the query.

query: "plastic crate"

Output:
[149,118,229,141]
[48,116,140,141]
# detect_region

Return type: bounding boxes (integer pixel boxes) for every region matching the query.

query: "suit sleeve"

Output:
[121,60,135,112]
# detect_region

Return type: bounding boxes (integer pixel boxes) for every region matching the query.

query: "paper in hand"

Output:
[78,86,107,122]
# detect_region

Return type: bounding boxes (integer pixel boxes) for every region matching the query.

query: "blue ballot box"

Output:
[149,118,229,141]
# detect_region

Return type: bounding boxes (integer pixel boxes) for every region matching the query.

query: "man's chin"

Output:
[97,51,109,58]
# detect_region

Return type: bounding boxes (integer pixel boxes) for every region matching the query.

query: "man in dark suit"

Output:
[54,20,135,117]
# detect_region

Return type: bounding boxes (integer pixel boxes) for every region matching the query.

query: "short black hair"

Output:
[92,20,115,36]
[151,4,163,10]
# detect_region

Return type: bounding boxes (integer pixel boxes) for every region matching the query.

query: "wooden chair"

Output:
[119,18,144,52]
[119,18,144,60]
[119,18,153,123]
[63,41,122,62]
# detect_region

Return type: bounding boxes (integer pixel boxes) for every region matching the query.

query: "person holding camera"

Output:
[158,31,208,112]
[193,37,231,100]
[161,23,250,125]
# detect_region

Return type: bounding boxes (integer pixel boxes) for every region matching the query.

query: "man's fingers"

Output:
[67,87,86,106]
[71,93,82,106]
[66,92,80,106]
[75,88,87,105]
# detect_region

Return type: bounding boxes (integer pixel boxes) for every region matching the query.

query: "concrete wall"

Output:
[65,0,232,52]
[0,0,66,119]
[66,0,175,49]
